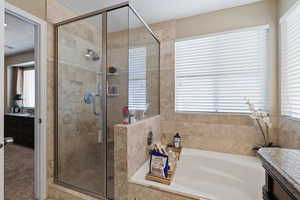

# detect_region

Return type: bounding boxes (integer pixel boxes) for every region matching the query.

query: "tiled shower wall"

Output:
[57,18,104,188]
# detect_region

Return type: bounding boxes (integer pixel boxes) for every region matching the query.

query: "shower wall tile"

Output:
[114,125,128,200]
[47,21,55,182]
[48,183,99,200]
[47,0,106,197]
[114,116,161,200]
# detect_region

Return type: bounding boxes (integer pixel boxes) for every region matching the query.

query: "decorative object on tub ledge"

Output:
[146,144,180,185]
[246,99,280,151]
[135,109,145,121]
[108,66,117,74]
[173,132,181,149]
[147,131,153,145]
[128,110,136,124]
[149,148,169,178]
[122,106,129,124]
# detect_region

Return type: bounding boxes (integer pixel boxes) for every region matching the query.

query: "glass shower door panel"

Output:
[56,14,106,196]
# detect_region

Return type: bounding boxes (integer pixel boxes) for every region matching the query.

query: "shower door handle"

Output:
[93,94,100,116]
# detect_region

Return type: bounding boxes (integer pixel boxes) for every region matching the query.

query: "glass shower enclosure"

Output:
[54,2,160,199]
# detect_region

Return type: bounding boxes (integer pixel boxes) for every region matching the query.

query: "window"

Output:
[175,26,268,113]
[23,69,35,108]
[281,3,300,119]
[128,47,147,110]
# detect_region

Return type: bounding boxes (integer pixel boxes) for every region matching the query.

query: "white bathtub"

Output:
[129,148,265,200]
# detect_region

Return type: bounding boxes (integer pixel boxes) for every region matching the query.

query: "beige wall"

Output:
[279,0,298,17]
[7,0,46,19]
[278,0,300,149]
[155,0,278,156]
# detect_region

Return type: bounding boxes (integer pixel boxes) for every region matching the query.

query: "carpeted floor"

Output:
[4,144,34,200]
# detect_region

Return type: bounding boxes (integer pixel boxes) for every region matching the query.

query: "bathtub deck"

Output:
[129,148,265,200]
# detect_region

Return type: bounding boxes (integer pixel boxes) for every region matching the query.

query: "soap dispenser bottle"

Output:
[173,133,181,149]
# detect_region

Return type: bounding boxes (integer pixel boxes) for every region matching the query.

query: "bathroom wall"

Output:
[278,0,300,150]
[279,0,298,17]
[114,116,161,200]
[154,0,278,156]
[7,0,46,20]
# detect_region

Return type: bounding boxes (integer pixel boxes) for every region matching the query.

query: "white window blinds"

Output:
[23,69,35,108]
[128,47,147,110]
[281,4,300,119]
[175,26,268,113]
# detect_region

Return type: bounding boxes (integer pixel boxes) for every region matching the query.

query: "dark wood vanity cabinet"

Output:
[263,167,297,200]
[258,148,300,200]
[4,115,34,148]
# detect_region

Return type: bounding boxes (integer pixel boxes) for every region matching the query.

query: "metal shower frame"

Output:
[53,2,160,199]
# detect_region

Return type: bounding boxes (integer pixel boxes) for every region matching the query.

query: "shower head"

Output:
[85,49,100,61]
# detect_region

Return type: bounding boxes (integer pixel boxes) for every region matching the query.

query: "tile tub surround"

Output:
[128,183,198,200]
[278,118,300,149]
[130,148,265,200]
[114,115,161,200]
[258,148,300,199]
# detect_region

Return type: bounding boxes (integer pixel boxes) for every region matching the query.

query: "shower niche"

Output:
[54,2,160,199]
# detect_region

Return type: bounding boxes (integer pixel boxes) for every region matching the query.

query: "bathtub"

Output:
[129,148,265,200]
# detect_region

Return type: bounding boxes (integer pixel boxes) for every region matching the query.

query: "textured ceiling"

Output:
[57,0,262,24]
[5,12,35,56]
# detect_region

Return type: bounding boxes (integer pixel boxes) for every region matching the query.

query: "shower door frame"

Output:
[54,2,160,199]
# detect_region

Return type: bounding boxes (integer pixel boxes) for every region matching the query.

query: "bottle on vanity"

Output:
[173,133,181,149]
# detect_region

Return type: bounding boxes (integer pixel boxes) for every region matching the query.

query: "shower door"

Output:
[55,13,107,198]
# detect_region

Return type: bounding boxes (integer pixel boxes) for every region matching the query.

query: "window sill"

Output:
[175,111,250,117]
[281,115,300,123]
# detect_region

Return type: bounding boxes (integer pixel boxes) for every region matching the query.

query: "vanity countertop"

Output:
[257,148,300,199]
[5,113,35,118]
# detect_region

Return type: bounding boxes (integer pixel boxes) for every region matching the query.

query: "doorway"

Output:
[4,11,35,199]
[0,2,47,200]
